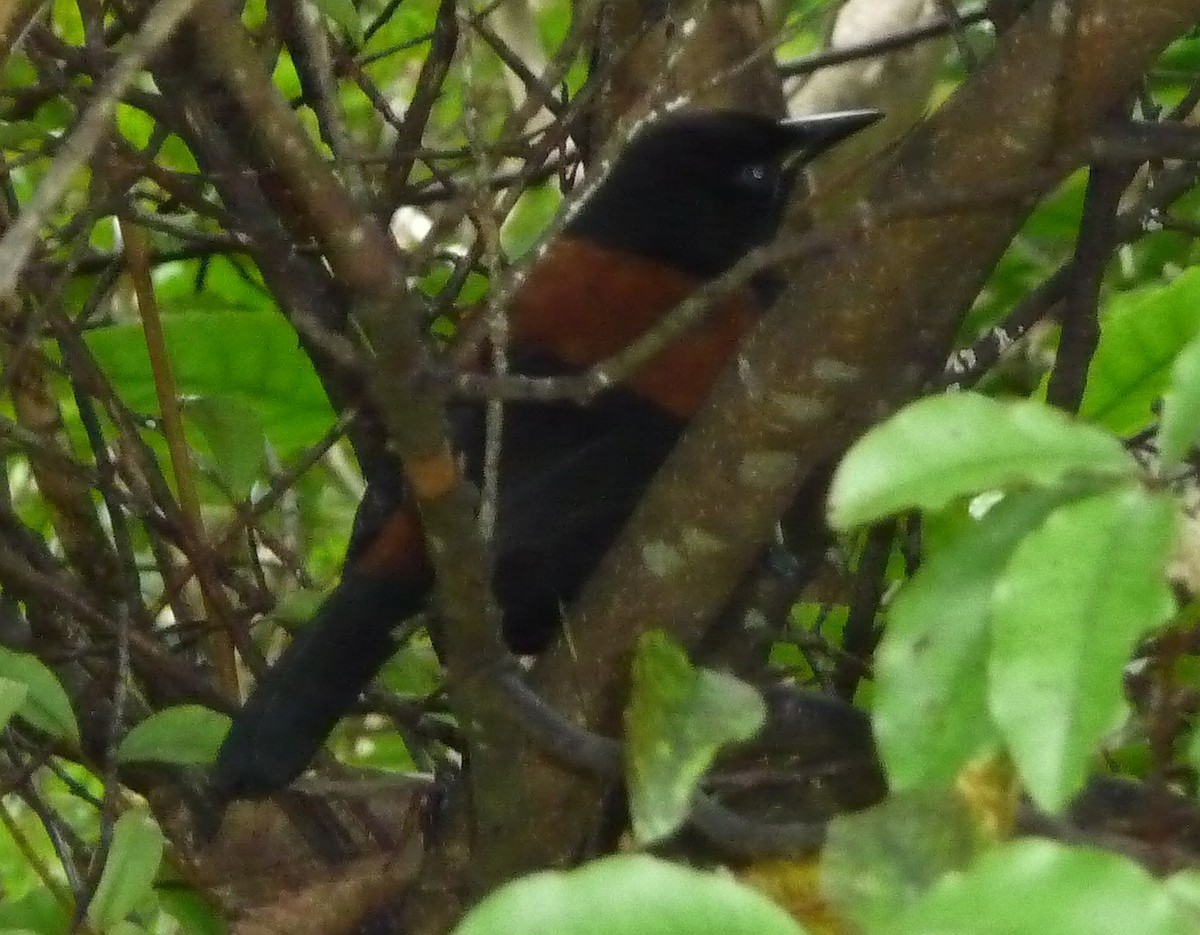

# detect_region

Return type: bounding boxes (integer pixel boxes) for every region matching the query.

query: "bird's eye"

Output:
[735,162,774,191]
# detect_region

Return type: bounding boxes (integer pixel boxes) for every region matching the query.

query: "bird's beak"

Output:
[779,108,883,155]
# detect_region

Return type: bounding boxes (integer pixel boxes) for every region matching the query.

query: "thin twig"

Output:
[0,798,79,916]
[1046,151,1137,412]
[0,0,202,297]
[120,216,239,691]
[778,2,991,76]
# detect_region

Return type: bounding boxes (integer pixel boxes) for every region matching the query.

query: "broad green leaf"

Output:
[989,486,1177,812]
[452,854,806,935]
[1081,267,1200,434]
[821,789,980,935]
[81,311,335,456]
[180,395,267,497]
[115,101,154,149]
[0,678,29,732]
[0,647,79,744]
[626,632,766,844]
[828,393,1135,530]
[1158,332,1200,465]
[896,839,1188,935]
[875,491,1063,790]
[87,810,165,931]
[116,705,231,767]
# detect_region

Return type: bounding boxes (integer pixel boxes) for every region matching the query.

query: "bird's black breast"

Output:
[450,350,684,652]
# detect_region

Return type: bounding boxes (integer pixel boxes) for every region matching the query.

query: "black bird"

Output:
[212,107,881,801]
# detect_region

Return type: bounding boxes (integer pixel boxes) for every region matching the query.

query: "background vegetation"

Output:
[2,1,1200,934]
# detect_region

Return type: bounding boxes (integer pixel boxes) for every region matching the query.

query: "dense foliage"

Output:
[3,2,1200,934]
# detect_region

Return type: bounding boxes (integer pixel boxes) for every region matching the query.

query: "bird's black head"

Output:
[564,108,880,279]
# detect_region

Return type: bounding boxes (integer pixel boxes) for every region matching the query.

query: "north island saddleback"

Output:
[212,107,881,802]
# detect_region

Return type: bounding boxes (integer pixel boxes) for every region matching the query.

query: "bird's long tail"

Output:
[211,566,430,801]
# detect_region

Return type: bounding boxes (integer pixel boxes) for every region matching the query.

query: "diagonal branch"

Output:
[177,0,527,888]
[483,0,1200,899]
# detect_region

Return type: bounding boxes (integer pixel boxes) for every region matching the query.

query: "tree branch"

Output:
[479,0,1200,907]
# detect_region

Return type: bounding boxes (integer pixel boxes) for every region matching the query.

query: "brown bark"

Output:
[593,0,786,137]
[402,3,1200,932]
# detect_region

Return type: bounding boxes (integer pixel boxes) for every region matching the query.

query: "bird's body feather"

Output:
[212,107,880,800]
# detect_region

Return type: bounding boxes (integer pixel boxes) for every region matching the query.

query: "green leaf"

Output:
[828,393,1135,530]
[1186,729,1200,781]
[81,311,335,456]
[315,0,364,44]
[180,395,266,497]
[1165,871,1200,928]
[989,486,1177,812]
[116,101,154,149]
[821,789,981,935]
[87,810,164,931]
[452,855,807,935]
[501,184,562,258]
[875,491,1064,790]
[1158,332,1200,465]
[380,639,442,697]
[0,677,29,732]
[1081,267,1200,435]
[0,887,70,934]
[0,120,44,148]
[116,705,231,767]
[625,632,766,844]
[0,647,79,744]
[158,889,225,935]
[897,839,1189,935]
